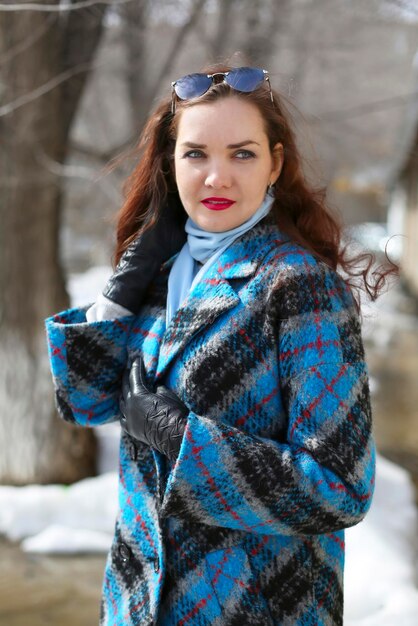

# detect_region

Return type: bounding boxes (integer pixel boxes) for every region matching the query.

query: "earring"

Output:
[267,182,275,194]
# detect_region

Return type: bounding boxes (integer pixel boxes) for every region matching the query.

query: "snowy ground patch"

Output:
[344,455,418,624]
[0,452,417,623]
[0,472,118,553]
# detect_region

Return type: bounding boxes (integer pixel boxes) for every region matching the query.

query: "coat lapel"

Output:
[154,217,284,382]
[154,269,238,381]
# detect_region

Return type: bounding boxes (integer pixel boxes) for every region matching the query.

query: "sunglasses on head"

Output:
[171,66,274,114]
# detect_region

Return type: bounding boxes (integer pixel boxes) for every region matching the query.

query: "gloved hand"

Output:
[103,195,187,314]
[119,357,189,462]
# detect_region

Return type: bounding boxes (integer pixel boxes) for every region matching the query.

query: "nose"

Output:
[204,160,232,189]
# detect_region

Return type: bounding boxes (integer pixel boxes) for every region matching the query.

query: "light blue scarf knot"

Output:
[166,190,275,326]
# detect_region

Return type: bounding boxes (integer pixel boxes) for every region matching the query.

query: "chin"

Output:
[198,210,240,230]
[202,218,234,233]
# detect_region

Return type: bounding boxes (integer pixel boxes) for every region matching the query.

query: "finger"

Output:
[156,385,188,412]
[155,385,178,402]
[122,367,130,398]
[130,357,149,394]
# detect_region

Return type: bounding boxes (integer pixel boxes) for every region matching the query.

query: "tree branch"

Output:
[0,59,104,116]
[0,12,55,66]
[147,0,208,104]
[316,91,418,123]
[59,0,107,139]
[0,0,131,12]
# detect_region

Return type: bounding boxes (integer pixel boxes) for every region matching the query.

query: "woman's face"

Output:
[173,97,284,232]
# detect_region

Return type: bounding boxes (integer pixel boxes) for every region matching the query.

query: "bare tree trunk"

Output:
[209,0,236,61]
[121,0,149,132]
[122,0,208,132]
[0,0,106,485]
[241,0,290,66]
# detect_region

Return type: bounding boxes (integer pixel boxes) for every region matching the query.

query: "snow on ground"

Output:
[0,471,118,552]
[1,268,416,622]
[344,455,418,624]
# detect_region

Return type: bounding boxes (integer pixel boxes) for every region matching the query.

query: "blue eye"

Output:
[235,150,256,159]
[183,150,204,158]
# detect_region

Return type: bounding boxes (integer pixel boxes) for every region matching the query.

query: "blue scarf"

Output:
[166,190,275,327]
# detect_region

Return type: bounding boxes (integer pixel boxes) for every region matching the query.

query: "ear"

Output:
[270,142,284,184]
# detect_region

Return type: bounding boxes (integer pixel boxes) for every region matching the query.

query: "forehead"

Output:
[175,97,268,144]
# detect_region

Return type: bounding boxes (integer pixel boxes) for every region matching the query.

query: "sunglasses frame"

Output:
[171,67,274,114]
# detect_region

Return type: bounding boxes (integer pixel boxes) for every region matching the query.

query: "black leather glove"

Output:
[119,357,189,462]
[103,195,187,314]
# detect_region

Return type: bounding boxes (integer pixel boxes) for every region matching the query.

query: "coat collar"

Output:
[155,215,289,381]
[159,212,284,278]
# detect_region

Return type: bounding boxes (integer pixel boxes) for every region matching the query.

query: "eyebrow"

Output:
[181,140,260,149]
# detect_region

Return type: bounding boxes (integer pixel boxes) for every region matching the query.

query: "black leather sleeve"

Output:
[103,198,187,313]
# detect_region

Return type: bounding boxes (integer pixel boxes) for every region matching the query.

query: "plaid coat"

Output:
[45,214,375,626]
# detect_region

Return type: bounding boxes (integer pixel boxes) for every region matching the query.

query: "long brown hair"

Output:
[108,63,398,308]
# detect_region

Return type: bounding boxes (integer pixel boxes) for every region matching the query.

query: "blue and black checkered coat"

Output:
[45,214,376,626]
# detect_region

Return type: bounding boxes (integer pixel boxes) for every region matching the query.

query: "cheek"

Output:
[173,165,195,210]
[174,162,185,194]
[173,154,180,182]
[174,161,200,194]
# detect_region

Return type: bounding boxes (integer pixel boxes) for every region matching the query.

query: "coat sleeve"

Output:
[44,305,135,426]
[159,257,376,536]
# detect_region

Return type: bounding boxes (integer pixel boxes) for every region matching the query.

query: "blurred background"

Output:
[0,0,417,624]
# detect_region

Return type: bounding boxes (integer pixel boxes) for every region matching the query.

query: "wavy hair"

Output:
[107,63,398,309]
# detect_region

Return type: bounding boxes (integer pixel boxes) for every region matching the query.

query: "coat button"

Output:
[153,556,160,573]
[129,443,138,461]
[118,542,131,562]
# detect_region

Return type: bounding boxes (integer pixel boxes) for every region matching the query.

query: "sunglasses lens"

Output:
[226,67,265,92]
[174,73,212,100]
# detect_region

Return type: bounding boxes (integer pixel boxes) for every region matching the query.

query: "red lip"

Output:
[201,197,236,211]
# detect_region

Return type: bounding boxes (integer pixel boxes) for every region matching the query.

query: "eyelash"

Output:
[183,150,256,160]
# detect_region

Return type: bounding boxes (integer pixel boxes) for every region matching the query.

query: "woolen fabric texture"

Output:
[45,213,376,626]
[166,189,275,327]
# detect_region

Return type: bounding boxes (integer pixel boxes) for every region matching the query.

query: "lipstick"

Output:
[201,197,236,211]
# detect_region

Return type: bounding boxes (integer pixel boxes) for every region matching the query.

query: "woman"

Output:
[45,64,389,626]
